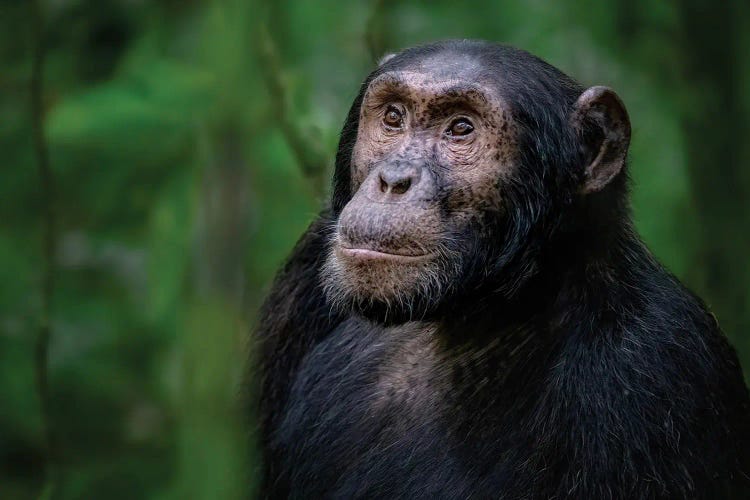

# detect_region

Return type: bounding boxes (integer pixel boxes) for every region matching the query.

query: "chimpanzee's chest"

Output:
[275,317,525,498]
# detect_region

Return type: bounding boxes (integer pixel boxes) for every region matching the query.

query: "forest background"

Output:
[1,0,749,498]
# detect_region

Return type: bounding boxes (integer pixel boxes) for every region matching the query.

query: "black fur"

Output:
[254,40,750,499]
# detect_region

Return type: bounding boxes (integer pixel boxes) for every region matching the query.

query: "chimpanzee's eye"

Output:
[383,105,404,129]
[446,118,474,137]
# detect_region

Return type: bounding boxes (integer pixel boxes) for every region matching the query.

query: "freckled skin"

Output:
[333,67,520,310]
[254,40,750,499]
[352,71,517,212]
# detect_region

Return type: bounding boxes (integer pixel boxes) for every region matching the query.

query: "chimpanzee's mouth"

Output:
[336,245,434,262]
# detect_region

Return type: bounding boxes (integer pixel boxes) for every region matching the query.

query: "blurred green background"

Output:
[2,0,749,498]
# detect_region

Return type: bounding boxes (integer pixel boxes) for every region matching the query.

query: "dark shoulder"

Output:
[582,254,747,408]
[583,239,744,388]
[633,263,743,390]
[548,259,750,496]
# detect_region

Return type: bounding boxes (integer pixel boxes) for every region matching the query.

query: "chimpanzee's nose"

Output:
[378,167,419,197]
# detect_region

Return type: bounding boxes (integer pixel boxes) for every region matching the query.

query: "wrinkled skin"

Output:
[324,65,519,319]
[253,41,750,499]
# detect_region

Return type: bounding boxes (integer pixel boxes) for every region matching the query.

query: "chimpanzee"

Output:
[254,40,750,499]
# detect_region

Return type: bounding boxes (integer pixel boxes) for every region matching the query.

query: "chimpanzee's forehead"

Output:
[382,51,488,85]
[368,50,510,104]
[367,70,491,98]
[372,41,584,109]
[409,51,486,79]
[364,75,501,115]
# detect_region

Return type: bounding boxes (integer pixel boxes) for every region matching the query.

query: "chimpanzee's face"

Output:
[322,44,630,322]
[323,55,520,320]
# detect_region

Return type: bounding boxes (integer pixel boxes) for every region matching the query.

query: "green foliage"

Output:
[1,0,748,498]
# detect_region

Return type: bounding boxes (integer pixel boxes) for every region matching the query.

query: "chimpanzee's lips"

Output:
[336,245,433,262]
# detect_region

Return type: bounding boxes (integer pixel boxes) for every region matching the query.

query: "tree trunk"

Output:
[677,0,750,360]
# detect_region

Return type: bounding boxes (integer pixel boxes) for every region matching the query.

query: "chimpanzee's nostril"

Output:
[378,168,417,197]
[391,178,411,195]
[379,174,389,194]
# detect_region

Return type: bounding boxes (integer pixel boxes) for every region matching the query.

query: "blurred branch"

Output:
[0,75,28,94]
[30,1,59,498]
[256,24,327,195]
[365,0,390,63]
[676,0,750,354]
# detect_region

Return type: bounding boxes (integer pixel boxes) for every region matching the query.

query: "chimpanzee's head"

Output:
[323,40,630,323]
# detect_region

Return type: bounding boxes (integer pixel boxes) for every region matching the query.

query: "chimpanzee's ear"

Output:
[571,86,631,194]
[377,53,396,67]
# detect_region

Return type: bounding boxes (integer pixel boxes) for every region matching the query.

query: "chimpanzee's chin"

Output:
[321,243,456,324]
